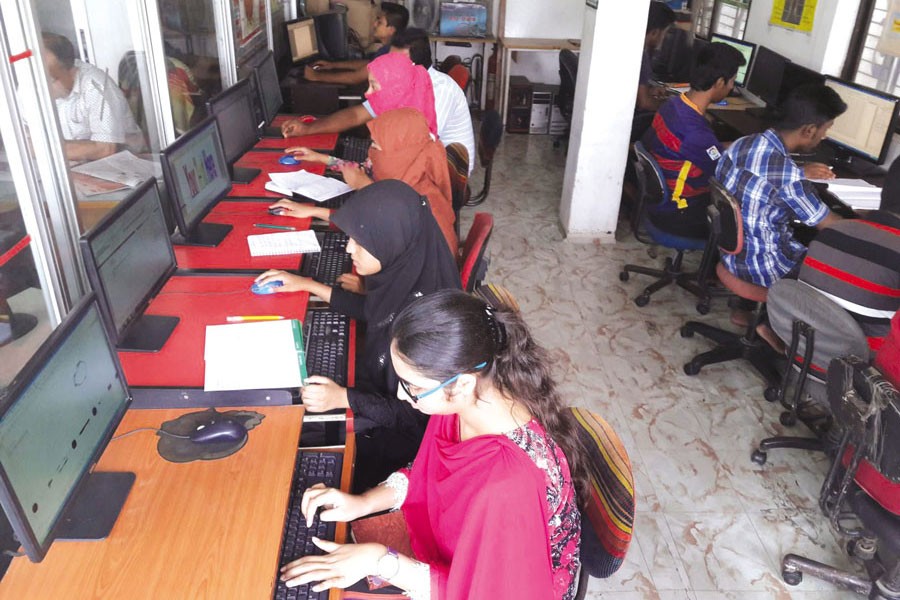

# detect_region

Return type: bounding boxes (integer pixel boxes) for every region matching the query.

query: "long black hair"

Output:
[390,289,591,508]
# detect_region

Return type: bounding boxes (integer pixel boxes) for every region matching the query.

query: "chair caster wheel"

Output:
[780,411,797,427]
[696,301,710,315]
[764,386,781,403]
[680,325,694,338]
[619,271,629,282]
[751,449,767,465]
[634,294,650,307]
[782,570,802,586]
[683,361,701,376]
[847,538,876,560]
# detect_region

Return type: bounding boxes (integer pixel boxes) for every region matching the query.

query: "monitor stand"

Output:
[231,165,261,184]
[119,314,180,353]
[175,222,233,248]
[55,471,135,542]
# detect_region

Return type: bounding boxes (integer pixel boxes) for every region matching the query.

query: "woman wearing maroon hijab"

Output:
[279,290,590,600]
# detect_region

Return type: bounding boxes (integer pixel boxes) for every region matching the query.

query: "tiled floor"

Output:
[460,133,863,599]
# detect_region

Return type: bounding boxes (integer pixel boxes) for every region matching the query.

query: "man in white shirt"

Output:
[41,32,142,161]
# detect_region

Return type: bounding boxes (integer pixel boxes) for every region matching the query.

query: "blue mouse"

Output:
[189,418,247,444]
[251,280,284,295]
[279,155,301,166]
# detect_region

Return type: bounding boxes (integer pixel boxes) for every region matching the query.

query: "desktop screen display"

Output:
[160,116,231,234]
[745,45,789,107]
[824,77,900,164]
[710,34,756,87]
[0,297,130,560]
[287,18,318,63]
[255,52,283,125]
[81,180,175,341]
[207,79,260,165]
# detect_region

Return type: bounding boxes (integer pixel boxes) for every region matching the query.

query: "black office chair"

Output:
[466,110,502,207]
[314,6,350,61]
[779,356,900,597]
[554,49,578,149]
[445,142,470,237]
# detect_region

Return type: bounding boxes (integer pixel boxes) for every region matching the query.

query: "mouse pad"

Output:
[157,408,265,463]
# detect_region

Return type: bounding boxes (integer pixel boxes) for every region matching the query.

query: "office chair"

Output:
[569,407,635,599]
[445,143,470,238]
[466,110,502,207]
[619,142,716,311]
[681,178,780,388]
[447,64,470,93]
[459,212,493,292]
[554,49,578,149]
[779,356,900,597]
[750,279,869,465]
[314,6,350,61]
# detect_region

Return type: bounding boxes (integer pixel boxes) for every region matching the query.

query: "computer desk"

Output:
[252,115,340,152]
[0,405,354,600]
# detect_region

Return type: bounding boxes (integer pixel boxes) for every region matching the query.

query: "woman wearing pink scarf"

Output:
[365,53,438,137]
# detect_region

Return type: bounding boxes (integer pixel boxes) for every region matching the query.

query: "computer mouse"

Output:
[189,418,248,445]
[251,280,284,295]
[279,155,301,166]
[268,206,286,215]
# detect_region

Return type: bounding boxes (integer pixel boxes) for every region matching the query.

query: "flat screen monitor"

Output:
[709,33,756,88]
[160,116,234,247]
[776,62,825,108]
[206,79,262,184]
[252,51,284,138]
[824,76,900,165]
[286,17,318,63]
[80,179,179,352]
[0,295,134,562]
[745,45,789,107]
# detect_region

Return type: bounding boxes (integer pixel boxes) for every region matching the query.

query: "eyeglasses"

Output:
[398,362,487,403]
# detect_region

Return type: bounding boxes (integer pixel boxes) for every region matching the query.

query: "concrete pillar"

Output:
[560,0,650,242]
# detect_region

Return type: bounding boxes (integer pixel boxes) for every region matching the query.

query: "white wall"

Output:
[503,0,585,85]
[743,0,858,75]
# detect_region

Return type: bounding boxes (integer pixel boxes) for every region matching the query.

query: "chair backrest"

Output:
[708,177,743,255]
[632,141,670,220]
[558,49,578,120]
[459,212,493,292]
[445,142,470,233]
[313,6,350,60]
[447,63,470,92]
[569,407,635,580]
[478,110,503,166]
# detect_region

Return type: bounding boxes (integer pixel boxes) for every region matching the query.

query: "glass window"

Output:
[852,0,900,96]
[693,0,752,39]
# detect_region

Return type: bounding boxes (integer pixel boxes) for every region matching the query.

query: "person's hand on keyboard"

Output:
[301,375,349,412]
[803,162,835,180]
[300,483,370,527]
[269,199,332,222]
[280,538,385,592]
[337,273,365,294]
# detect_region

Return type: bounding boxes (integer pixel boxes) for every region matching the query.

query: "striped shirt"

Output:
[799,211,900,342]
[716,129,829,287]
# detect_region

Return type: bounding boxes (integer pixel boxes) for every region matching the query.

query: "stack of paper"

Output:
[71,150,162,187]
[247,230,321,257]
[204,319,308,391]
[813,178,882,211]
[265,170,353,202]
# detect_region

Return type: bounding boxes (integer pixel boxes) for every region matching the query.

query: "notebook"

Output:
[247,230,321,257]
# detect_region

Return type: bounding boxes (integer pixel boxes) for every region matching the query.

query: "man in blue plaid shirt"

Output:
[715,84,846,287]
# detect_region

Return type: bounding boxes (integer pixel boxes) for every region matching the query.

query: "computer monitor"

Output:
[709,33,756,88]
[776,62,825,108]
[206,79,262,184]
[824,76,900,165]
[745,45,789,107]
[80,179,179,352]
[160,116,234,247]
[0,294,134,562]
[286,17,319,63]
[251,51,284,138]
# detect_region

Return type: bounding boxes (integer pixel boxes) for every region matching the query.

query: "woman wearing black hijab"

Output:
[255,180,462,489]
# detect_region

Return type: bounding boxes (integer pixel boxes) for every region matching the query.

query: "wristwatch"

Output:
[374,546,400,584]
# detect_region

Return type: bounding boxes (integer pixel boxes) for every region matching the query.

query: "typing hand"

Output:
[281,119,309,138]
[300,484,369,527]
[803,162,835,180]
[255,270,309,293]
[337,273,365,295]
[284,147,327,164]
[280,539,384,592]
[301,375,350,412]
[340,163,373,190]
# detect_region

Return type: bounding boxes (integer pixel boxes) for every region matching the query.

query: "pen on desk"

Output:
[226,315,286,323]
[254,223,296,231]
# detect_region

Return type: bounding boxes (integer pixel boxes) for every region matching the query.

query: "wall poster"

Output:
[769,0,818,33]
[232,0,267,67]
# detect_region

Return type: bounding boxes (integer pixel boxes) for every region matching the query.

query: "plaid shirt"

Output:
[715,129,828,287]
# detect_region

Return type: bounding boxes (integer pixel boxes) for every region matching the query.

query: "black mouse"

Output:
[189,418,248,444]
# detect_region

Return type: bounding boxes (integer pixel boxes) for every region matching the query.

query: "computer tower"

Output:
[507,76,532,134]
[530,85,554,134]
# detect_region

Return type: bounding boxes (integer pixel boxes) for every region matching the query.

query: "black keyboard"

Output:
[336,135,372,164]
[273,450,344,600]
[303,309,349,386]
[300,231,352,285]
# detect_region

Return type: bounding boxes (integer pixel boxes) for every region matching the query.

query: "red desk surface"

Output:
[119,275,310,388]
[252,115,339,151]
[228,152,326,198]
[174,200,311,271]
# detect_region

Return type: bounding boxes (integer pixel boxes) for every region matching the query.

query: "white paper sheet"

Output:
[204,320,305,391]
[267,170,353,202]
[71,150,162,187]
[247,230,321,256]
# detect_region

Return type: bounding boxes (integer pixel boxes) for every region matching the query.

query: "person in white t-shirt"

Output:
[41,32,143,162]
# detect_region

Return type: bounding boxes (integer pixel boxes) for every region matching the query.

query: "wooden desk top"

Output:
[433,35,497,44]
[0,406,305,599]
[500,37,580,51]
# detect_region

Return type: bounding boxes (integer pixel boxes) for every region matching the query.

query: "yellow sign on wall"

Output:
[770,0,818,33]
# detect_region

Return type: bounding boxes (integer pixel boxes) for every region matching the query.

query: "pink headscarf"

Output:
[366,53,438,136]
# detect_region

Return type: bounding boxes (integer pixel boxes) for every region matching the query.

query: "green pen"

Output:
[254,224,296,231]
